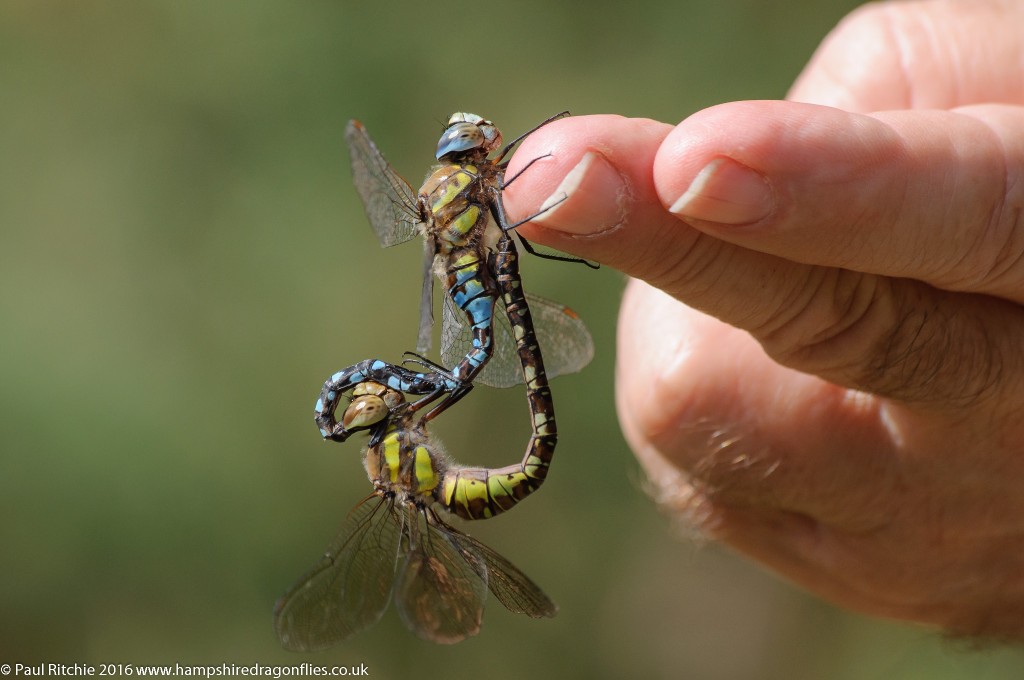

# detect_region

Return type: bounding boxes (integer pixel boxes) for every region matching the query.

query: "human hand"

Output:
[502,0,1024,642]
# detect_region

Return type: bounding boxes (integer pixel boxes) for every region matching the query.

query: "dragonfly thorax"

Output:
[420,163,497,252]
[364,419,448,501]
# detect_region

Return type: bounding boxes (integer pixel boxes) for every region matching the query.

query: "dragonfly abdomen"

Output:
[438,235,560,521]
[439,432,555,520]
[444,251,498,383]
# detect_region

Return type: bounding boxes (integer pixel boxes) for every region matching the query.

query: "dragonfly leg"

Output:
[398,352,476,419]
[418,382,475,422]
[499,153,553,187]
[401,351,452,376]
[488,190,599,268]
[492,111,570,164]
[491,183,566,232]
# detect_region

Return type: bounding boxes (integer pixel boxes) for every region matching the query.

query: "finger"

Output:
[618,282,1024,637]
[655,101,1024,304]
[692,504,955,627]
[616,280,903,531]
[506,114,732,289]
[613,289,932,618]
[670,496,1021,637]
[789,0,1024,111]
[504,114,677,274]
[507,114,1024,410]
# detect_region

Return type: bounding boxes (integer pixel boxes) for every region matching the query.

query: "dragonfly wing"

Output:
[274,496,402,651]
[440,290,594,388]
[526,292,594,380]
[345,120,421,248]
[417,239,436,355]
[393,508,487,644]
[443,522,557,619]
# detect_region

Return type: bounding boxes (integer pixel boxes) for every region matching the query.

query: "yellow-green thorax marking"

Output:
[365,417,446,497]
[421,163,493,251]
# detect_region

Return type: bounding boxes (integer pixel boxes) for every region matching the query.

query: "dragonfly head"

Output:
[435,112,502,160]
[339,381,405,437]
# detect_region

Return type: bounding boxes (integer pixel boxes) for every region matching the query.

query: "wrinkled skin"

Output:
[503,0,1024,643]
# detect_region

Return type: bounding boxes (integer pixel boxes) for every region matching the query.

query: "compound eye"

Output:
[436,122,485,159]
[341,395,389,430]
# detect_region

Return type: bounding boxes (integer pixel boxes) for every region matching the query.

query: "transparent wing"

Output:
[274,496,403,651]
[436,515,557,619]
[345,120,422,247]
[441,291,594,388]
[393,507,487,644]
[526,294,595,383]
[417,240,436,354]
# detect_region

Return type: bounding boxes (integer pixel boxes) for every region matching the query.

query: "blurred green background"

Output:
[3,1,1023,678]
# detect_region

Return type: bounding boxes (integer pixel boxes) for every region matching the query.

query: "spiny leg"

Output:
[400,352,475,419]
[488,186,597,268]
[500,153,553,187]
[492,111,570,164]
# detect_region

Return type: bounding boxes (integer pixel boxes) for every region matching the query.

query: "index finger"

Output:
[504,114,676,274]
[504,111,1024,412]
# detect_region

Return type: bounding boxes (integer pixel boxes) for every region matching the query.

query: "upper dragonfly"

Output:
[345,112,594,395]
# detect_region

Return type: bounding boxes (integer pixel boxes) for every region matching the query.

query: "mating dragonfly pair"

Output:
[275,113,594,649]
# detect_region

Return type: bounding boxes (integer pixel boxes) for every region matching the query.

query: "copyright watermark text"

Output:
[0,663,369,678]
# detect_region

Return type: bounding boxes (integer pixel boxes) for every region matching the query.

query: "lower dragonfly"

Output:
[277,234,558,648]
[346,112,594,416]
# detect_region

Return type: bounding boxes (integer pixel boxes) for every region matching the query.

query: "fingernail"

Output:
[536,151,629,234]
[669,157,774,225]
